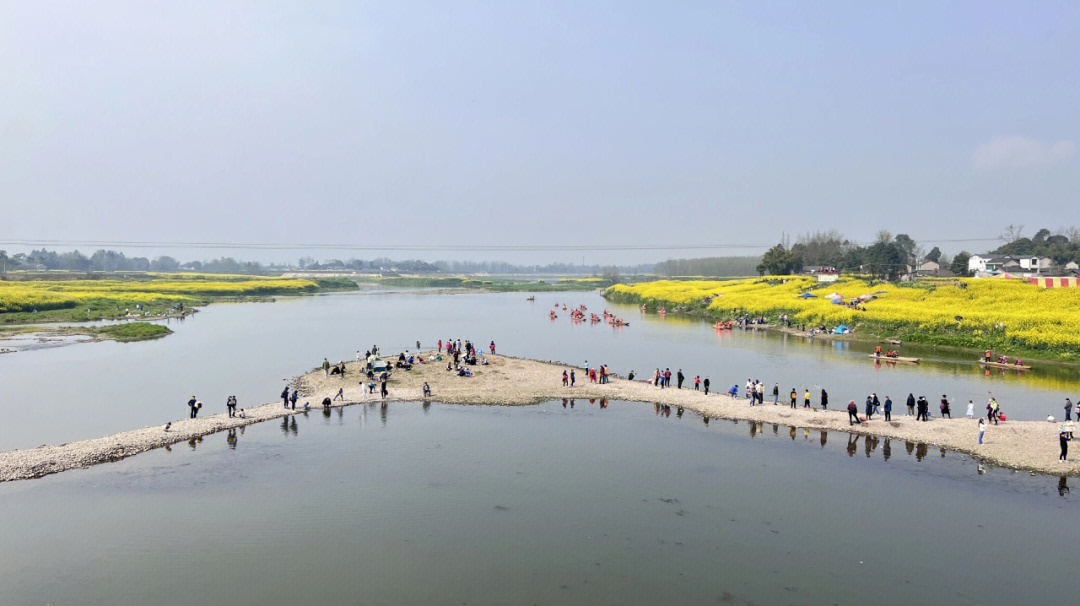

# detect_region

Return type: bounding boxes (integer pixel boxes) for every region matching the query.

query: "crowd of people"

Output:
[552,360,1078,462]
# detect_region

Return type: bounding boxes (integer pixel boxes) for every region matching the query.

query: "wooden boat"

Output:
[978,360,1032,371]
[869,354,920,364]
[886,339,902,345]
[526,296,535,301]
[714,321,733,330]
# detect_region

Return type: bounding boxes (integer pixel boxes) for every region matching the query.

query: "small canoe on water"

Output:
[979,360,1033,371]
[869,354,920,364]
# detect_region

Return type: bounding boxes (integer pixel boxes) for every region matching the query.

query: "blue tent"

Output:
[797,292,818,298]
[833,325,850,334]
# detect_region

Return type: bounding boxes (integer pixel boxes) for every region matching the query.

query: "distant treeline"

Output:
[0,248,659,276]
[432,260,655,275]
[653,256,761,277]
[0,249,268,274]
[755,226,1080,280]
[992,227,1080,264]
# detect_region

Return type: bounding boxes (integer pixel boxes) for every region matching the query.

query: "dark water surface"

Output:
[1,400,1075,606]
[3,289,1079,451]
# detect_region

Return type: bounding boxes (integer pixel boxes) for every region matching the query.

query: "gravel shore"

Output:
[1,353,1076,481]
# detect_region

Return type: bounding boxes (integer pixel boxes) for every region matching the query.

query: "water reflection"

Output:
[819,431,827,449]
[226,428,238,450]
[1059,476,1071,496]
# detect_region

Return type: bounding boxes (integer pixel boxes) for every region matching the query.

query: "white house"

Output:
[969,254,1053,276]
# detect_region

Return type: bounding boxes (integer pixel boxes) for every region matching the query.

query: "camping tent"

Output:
[833,325,850,334]
[797,293,818,299]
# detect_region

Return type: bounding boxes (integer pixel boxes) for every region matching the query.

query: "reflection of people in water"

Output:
[226,428,238,449]
[846,434,857,457]
[703,416,709,426]
[882,438,892,461]
[819,431,827,448]
[1058,476,1070,496]
[915,442,928,461]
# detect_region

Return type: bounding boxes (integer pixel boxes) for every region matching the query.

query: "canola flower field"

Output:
[0,273,353,323]
[605,276,1080,361]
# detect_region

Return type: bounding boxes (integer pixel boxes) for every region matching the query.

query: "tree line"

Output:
[755,227,1080,280]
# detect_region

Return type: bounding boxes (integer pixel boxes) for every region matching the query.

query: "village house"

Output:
[968,254,1054,277]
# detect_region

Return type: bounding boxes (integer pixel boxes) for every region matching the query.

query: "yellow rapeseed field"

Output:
[606,276,1080,358]
[0,274,319,314]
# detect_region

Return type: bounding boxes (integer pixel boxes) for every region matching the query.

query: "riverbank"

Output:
[0,273,358,325]
[604,277,1080,366]
[1,353,1075,482]
[356,275,614,292]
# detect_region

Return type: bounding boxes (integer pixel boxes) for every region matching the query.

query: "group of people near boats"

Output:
[552,302,629,327]
[874,345,901,359]
[984,350,1024,367]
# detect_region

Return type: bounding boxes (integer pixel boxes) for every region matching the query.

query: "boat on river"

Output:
[869,354,920,364]
[979,360,1032,371]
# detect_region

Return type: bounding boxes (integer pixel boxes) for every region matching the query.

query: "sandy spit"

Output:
[1,353,1076,482]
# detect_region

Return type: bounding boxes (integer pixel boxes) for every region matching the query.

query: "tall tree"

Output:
[756,244,802,276]
[950,252,971,276]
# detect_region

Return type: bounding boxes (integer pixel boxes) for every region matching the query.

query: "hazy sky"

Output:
[2,1,1078,264]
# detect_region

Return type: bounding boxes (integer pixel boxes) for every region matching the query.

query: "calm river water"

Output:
[1,400,1075,605]
[1,289,1077,451]
[2,289,1077,605]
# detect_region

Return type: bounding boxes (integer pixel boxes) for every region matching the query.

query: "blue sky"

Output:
[1,1,1077,263]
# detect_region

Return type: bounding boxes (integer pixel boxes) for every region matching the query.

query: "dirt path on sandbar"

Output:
[1,353,1075,482]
